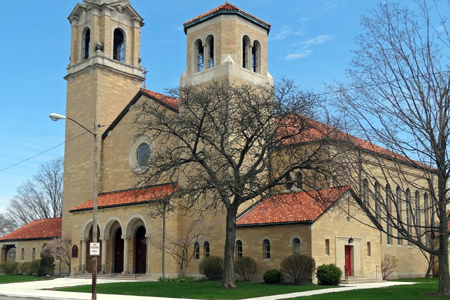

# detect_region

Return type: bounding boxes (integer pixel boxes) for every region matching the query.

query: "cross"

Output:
[142,67,148,89]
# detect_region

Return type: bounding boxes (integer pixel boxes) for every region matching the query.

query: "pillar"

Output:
[81,240,87,273]
[145,234,151,275]
[122,235,130,274]
[101,237,109,274]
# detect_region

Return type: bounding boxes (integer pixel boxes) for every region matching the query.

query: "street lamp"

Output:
[49,113,99,300]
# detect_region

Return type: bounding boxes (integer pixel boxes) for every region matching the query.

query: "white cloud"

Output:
[302,35,333,49]
[324,0,348,11]
[286,50,313,60]
[270,24,306,41]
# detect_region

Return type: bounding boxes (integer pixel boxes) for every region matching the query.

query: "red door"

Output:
[345,246,352,276]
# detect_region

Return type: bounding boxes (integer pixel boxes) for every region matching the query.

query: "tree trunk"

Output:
[438,216,449,295]
[222,205,238,289]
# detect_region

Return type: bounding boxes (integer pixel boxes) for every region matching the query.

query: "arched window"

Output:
[263,239,270,259]
[386,184,391,244]
[285,172,293,190]
[72,245,79,258]
[374,182,380,220]
[195,39,204,72]
[21,248,24,261]
[194,242,200,260]
[204,241,210,258]
[252,40,261,73]
[396,186,402,245]
[82,28,91,60]
[415,191,420,226]
[32,248,36,261]
[292,238,300,255]
[243,36,251,69]
[205,35,214,69]
[295,172,303,190]
[113,29,125,62]
[236,240,243,258]
[362,179,369,206]
[406,189,411,236]
[424,193,429,226]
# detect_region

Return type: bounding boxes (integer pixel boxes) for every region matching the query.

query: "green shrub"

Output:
[198,256,224,280]
[280,255,316,284]
[317,264,342,286]
[30,259,41,276]
[263,269,283,284]
[0,261,19,275]
[38,253,55,276]
[234,257,257,281]
[158,276,196,282]
[19,262,32,275]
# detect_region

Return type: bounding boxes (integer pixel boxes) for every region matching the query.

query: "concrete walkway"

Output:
[0,278,417,300]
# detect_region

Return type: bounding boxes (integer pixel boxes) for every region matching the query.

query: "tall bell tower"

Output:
[62,0,144,236]
[181,2,273,86]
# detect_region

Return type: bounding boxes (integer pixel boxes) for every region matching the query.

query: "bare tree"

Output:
[7,157,63,226]
[0,213,16,236]
[41,237,72,275]
[334,0,450,295]
[134,79,339,288]
[151,218,211,278]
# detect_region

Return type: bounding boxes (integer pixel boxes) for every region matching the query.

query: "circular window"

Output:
[137,143,151,166]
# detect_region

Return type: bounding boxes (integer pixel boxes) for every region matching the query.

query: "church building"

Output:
[0,0,433,281]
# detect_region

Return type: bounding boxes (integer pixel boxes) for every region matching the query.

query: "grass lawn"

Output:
[285,278,450,300]
[58,281,332,299]
[0,275,45,284]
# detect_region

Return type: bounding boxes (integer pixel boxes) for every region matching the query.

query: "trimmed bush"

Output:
[198,256,224,280]
[317,264,342,286]
[30,259,41,276]
[38,253,55,276]
[263,269,283,284]
[19,262,32,275]
[280,255,316,284]
[0,261,19,275]
[234,257,257,281]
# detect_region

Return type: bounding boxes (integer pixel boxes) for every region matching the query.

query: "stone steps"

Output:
[343,277,385,284]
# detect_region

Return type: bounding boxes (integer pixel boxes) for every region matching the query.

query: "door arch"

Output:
[114,228,124,273]
[135,226,146,274]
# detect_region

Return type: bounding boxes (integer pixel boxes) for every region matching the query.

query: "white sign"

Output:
[90,242,100,256]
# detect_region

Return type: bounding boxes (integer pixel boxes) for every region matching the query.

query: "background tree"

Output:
[150,218,210,278]
[334,0,450,295]
[42,237,72,275]
[135,79,340,288]
[0,213,16,236]
[7,157,63,226]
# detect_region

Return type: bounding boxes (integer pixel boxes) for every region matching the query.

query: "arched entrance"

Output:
[135,226,146,274]
[114,228,124,273]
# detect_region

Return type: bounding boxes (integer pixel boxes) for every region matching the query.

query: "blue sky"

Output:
[0,0,432,213]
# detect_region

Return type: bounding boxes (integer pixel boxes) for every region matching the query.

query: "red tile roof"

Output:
[184,2,271,33]
[70,184,178,212]
[0,218,62,241]
[278,116,431,169]
[141,88,179,110]
[237,186,351,226]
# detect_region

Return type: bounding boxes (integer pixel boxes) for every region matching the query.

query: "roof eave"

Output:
[237,220,314,228]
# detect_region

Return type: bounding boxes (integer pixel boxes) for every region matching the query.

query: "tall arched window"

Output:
[406,189,411,235]
[113,29,125,62]
[386,184,392,244]
[415,191,420,226]
[243,36,251,69]
[362,179,369,206]
[263,239,270,259]
[396,186,402,245]
[295,172,303,190]
[205,35,214,69]
[194,242,200,260]
[252,40,261,73]
[204,241,210,258]
[424,193,429,226]
[21,248,24,261]
[374,182,380,221]
[82,28,91,60]
[32,248,36,261]
[292,238,300,255]
[72,245,79,258]
[195,39,204,72]
[236,240,243,258]
[285,173,293,190]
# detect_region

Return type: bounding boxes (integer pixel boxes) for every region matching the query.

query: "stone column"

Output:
[101,238,109,274]
[145,234,151,275]
[81,240,87,273]
[122,236,130,274]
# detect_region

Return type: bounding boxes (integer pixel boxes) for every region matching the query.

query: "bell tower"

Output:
[62,0,144,236]
[181,2,273,86]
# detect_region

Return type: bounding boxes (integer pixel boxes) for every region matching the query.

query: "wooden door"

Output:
[345,245,352,276]
[114,228,124,273]
[135,226,147,274]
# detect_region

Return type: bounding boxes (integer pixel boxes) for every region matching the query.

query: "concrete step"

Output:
[343,277,385,284]
[72,273,152,281]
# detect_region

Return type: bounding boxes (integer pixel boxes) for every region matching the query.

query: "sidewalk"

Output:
[0,278,417,300]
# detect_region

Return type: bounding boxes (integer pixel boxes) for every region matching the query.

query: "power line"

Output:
[0,132,88,173]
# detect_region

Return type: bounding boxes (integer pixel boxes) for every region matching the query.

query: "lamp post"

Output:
[49,113,99,300]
